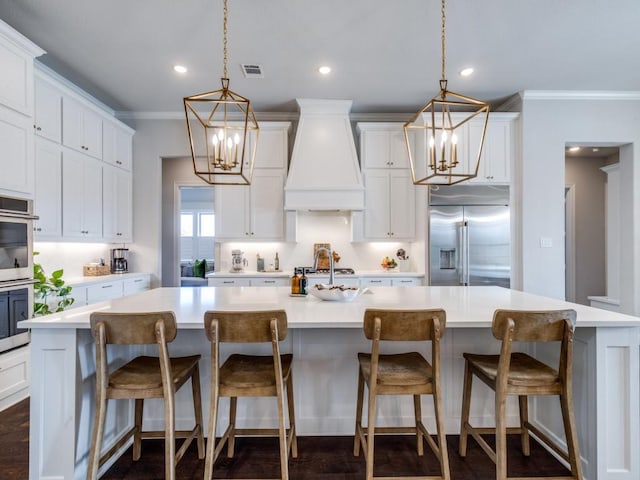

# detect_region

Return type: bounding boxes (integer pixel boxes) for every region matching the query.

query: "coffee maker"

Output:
[110,248,129,273]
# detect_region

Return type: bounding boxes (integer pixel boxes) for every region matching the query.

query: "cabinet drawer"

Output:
[360,277,392,287]
[86,281,123,303]
[251,278,288,287]
[208,278,251,287]
[391,278,421,286]
[123,276,150,296]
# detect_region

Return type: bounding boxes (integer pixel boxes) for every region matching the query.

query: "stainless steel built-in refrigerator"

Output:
[429,185,510,287]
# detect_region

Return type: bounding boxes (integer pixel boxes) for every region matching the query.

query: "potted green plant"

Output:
[33,252,74,316]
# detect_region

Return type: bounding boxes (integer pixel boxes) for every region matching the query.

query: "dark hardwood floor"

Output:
[2,398,571,479]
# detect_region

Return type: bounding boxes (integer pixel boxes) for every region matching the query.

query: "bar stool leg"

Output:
[276,379,290,480]
[518,395,530,456]
[204,387,219,480]
[191,367,205,459]
[227,397,237,458]
[164,392,176,480]
[133,399,144,460]
[353,369,365,456]
[459,360,472,457]
[413,395,424,456]
[87,387,108,480]
[286,372,298,458]
[365,388,377,480]
[495,390,507,480]
[433,386,451,480]
[560,392,583,479]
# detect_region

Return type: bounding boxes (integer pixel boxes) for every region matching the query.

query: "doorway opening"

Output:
[564,145,619,305]
[178,186,215,286]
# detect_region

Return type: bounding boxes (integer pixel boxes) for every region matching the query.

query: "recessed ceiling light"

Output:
[318,65,331,75]
[173,65,188,74]
[459,67,474,77]
[592,148,600,152]
[568,146,581,152]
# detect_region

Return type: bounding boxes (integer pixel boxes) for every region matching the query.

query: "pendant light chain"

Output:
[222,0,228,80]
[441,0,446,83]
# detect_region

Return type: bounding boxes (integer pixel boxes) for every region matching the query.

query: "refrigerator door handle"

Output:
[462,221,469,286]
[457,222,465,285]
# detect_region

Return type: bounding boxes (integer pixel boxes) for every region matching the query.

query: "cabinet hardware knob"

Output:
[36,126,42,131]
[37,227,42,232]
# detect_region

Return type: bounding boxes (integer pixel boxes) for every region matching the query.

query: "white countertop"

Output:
[19,286,640,330]
[206,270,424,278]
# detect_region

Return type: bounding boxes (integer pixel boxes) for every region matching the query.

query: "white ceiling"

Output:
[1,0,639,115]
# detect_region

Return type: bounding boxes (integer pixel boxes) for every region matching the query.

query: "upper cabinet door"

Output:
[0,107,34,197]
[34,138,62,238]
[62,96,103,160]
[360,125,410,169]
[253,128,287,169]
[103,121,133,171]
[0,38,37,116]
[468,115,514,184]
[34,76,62,143]
[250,170,285,239]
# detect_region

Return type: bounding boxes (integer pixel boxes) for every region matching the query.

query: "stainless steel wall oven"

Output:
[0,195,37,353]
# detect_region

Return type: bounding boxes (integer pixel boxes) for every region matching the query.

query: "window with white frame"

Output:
[180,211,215,263]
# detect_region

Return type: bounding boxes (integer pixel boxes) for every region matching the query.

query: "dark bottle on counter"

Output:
[299,268,308,295]
[275,252,279,271]
[291,269,300,294]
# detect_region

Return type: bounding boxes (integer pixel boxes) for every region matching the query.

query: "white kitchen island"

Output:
[20,286,640,480]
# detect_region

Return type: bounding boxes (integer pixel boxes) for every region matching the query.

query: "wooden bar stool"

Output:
[203,309,297,480]
[87,311,204,480]
[459,309,583,480]
[353,308,450,480]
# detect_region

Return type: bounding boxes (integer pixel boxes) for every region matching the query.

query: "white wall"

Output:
[519,94,640,314]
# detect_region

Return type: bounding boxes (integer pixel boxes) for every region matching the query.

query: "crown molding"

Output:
[523,90,640,101]
[116,110,418,122]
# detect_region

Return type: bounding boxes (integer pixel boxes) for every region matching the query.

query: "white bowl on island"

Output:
[308,284,368,302]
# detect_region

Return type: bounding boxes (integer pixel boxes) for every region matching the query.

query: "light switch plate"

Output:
[540,237,553,248]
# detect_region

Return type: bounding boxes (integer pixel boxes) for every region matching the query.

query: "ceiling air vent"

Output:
[240,64,264,78]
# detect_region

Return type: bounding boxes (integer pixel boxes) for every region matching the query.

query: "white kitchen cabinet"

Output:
[0,106,34,197]
[251,278,289,287]
[103,165,132,242]
[34,138,62,238]
[103,120,133,171]
[465,114,516,184]
[0,345,30,411]
[62,149,103,240]
[359,169,415,240]
[34,74,62,143]
[123,275,151,295]
[252,126,289,169]
[208,277,252,287]
[86,280,123,303]
[215,169,286,240]
[0,23,42,116]
[360,276,422,287]
[62,95,103,159]
[67,285,88,308]
[358,123,411,169]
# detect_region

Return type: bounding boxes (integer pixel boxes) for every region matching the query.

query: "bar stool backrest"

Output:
[491,309,576,342]
[204,310,288,343]
[363,309,446,341]
[90,311,178,345]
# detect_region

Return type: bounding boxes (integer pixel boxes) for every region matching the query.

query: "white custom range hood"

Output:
[284,99,364,211]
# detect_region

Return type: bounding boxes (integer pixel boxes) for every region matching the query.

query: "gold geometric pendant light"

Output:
[404,0,489,186]
[184,0,259,185]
